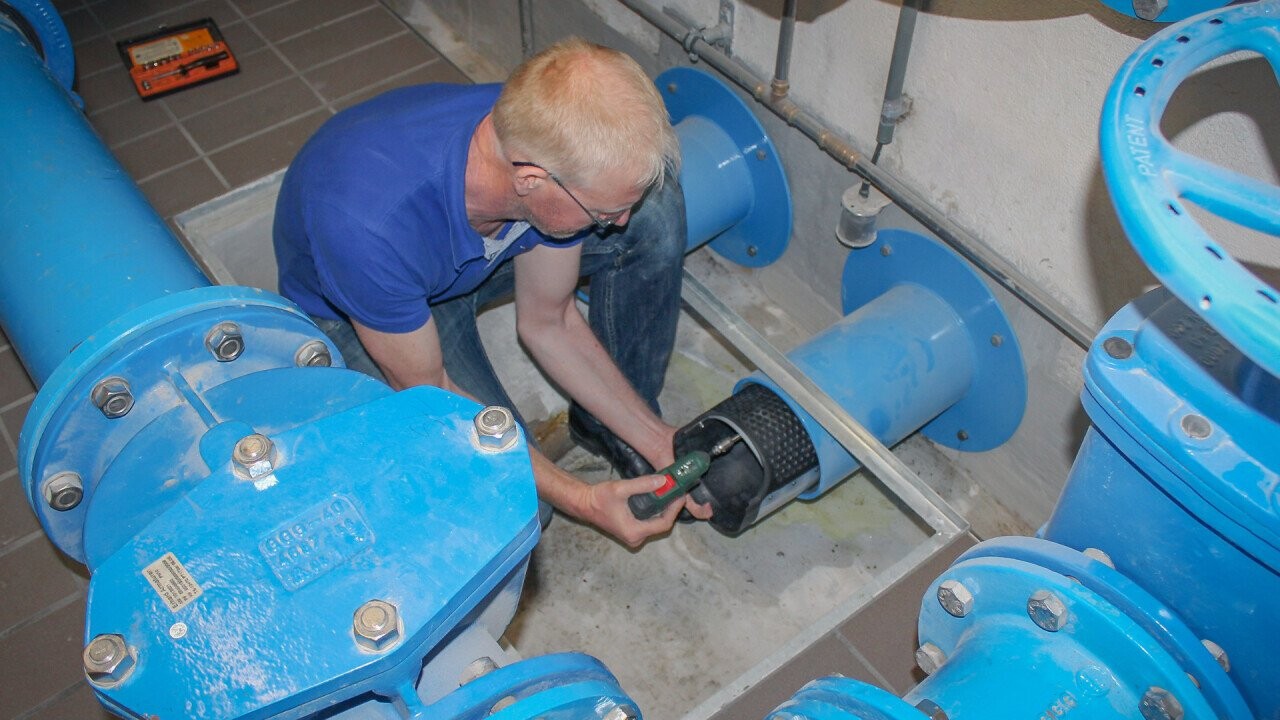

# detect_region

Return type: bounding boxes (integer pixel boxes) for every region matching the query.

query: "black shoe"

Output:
[567,408,655,479]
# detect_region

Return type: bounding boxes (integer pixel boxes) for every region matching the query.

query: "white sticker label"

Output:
[143,552,203,612]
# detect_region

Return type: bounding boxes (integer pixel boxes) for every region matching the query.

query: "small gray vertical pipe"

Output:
[772,0,798,97]
[877,0,921,147]
[519,0,535,59]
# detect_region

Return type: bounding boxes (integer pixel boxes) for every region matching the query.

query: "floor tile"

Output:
[332,62,467,112]
[61,5,105,43]
[0,324,7,347]
[0,537,85,635]
[110,124,199,181]
[73,34,125,80]
[76,64,139,115]
[838,534,976,693]
[275,5,404,73]
[183,75,320,153]
[0,349,35,409]
[138,160,228,218]
[219,18,266,57]
[2,397,32,450]
[161,46,287,119]
[0,475,41,548]
[250,0,376,45]
[0,598,87,719]
[0,443,14,479]
[708,633,883,720]
[88,95,173,148]
[208,109,329,187]
[91,0,220,35]
[109,0,240,45]
[305,33,443,104]
[26,682,114,720]
[230,0,298,18]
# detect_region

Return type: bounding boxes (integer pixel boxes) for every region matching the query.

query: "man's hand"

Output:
[579,474,688,548]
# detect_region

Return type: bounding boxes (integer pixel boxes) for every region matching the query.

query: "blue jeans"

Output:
[312,172,686,438]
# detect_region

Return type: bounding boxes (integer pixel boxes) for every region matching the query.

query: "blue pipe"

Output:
[0,10,208,387]
[744,229,1026,504]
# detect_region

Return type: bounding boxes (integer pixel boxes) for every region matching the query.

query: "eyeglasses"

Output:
[512,161,626,232]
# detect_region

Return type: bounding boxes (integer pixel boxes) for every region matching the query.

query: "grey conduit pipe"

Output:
[519,0,535,59]
[877,0,921,148]
[771,0,798,99]
[629,0,1095,349]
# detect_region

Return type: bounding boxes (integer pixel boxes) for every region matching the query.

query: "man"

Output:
[273,37,710,547]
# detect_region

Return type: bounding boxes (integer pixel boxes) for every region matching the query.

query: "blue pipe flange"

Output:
[84,385,542,719]
[1098,0,1236,23]
[658,66,793,267]
[0,0,74,90]
[841,229,1026,453]
[418,653,640,720]
[1100,0,1280,378]
[19,286,344,565]
[907,540,1217,719]
[957,537,1251,720]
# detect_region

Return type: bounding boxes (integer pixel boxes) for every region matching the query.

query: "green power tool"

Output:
[628,435,738,520]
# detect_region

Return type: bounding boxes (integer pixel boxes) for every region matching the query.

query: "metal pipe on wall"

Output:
[877,0,921,148]
[771,0,797,98]
[619,0,1096,350]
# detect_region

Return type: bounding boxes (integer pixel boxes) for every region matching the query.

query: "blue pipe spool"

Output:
[768,538,1243,720]
[658,66,793,267]
[740,228,1027,502]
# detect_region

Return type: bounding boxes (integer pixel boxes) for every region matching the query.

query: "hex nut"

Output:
[1201,639,1230,673]
[1140,686,1184,720]
[295,340,333,368]
[43,471,84,511]
[1027,590,1069,632]
[937,579,974,618]
[459,656,498,685]
[915,698,950,720]
[84,634,136,686]
[1132,0,1169,20]
[1082,547,1115,569]
[1103,336,1133,360]
[915,642,947,675]
[233,434,276,479]
[353,599,401,652]
[474,406,517,451]
[205,322,245,362]
[91,377,134,419]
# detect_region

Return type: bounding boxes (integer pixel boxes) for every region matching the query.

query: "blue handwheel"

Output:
[1098,0,1235,23]
[1101,1,1280,377]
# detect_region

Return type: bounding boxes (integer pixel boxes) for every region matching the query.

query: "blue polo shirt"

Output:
[273,83,569,333]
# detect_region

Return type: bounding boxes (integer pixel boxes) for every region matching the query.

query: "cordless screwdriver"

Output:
[628,435,739,520]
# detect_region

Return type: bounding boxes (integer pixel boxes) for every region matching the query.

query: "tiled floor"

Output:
[57,0,468,220]
[2,2,949,717]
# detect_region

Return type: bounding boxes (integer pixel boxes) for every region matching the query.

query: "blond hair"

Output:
[493,37,680,191]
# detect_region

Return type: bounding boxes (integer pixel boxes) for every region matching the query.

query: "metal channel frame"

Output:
[679,269,970,717]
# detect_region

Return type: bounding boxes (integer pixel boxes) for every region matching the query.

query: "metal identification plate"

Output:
[143,552,204,612]
[258,495,375,591]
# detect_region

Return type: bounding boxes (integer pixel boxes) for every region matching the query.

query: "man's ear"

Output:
[512,163,547,198]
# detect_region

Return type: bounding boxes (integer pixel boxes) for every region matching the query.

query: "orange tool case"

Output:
[117,18,238,100]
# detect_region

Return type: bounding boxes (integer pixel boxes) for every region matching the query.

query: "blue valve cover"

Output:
[85,385,540,719]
